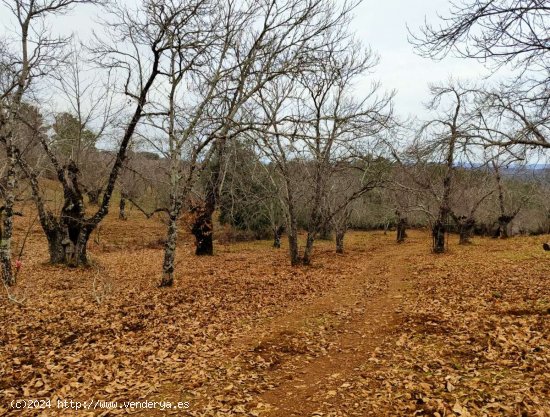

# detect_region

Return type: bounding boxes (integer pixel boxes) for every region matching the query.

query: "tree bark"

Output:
[46,227,65,264]
[0,238,14,286]
[458,218,475,245]
[0,147,17,285]
[119,193,127,220]
[45,222,91,266]
[497,216,512,239]
[286,194,300,265]
[335,229,345,254]
[288,227,300,266]
[432,220,446,254]
[396,217,407,243]
[273,225,284,248]
[302,233,315,265]
[192,198,214,256]
[192,143,224,256]
[87,188,102,205]
[160,210,179,287]
[57,161,90,266]
[318,220,332,241]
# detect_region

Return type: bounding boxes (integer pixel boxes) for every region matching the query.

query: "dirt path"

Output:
[138,237,415,417]
[256,249,410,416]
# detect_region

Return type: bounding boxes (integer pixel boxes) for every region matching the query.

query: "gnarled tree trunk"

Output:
[45,222,92,266]
[57,162,90,266]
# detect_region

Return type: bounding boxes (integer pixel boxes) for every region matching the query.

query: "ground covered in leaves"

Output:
[1,211,548,416]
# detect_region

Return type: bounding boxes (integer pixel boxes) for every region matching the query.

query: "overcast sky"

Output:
[351,0,498,117]
[1,0,501,118]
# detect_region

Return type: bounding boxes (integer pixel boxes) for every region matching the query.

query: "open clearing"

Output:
[1,212,549,416]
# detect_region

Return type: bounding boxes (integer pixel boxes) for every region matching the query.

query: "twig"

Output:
[2,280,26,305]
[128,198,169,219]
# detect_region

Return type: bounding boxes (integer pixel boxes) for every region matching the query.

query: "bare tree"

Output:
[50,46,120,205]
[0,0,103,282]
[187,0,366,261]
[408,83,481,253]
[14,0,197,266]
[218,139,285,244]
[413,0,549,67]
[413,0,550,153]
[475,89,550,151]
[475,117,539,238]
[489,156,535,238]
[146,0,366,285]
[331,200,352,254]
[253,40,393,265]
[449,168,495,244]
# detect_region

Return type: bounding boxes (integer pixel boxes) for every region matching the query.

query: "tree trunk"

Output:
[288,228,300,266]
[396,218,407,243]
[0,241,13,286]
[192,143,224,256]
[45,223,91,266]
[302,233,315,265]
[497,216,511,238]
[458,227,470,244]
[45,161,92,266]
[286,204,300,265]
[87,188,102,205]
[0,228,13,285]
[458,218,475,245]
[160,211,178,287]
[318,221,332,241]
[335,229,345,254]
[286,195,300,265]
[60,208,88,264]
[17,147,100,268]
[0,148,17,285]
[302,203,322,265]
[432,220,446,254]
[73,228,91,266]
[273,225,284,248]
[191,201,214,256]
[283,174,303,266]
[119,194,127,220]
[46,227,65,264]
